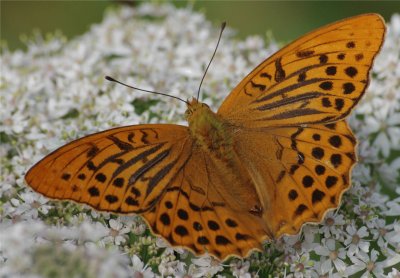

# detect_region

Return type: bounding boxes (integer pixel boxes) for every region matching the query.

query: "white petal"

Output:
[321,259,333,274]
[315,246,330,256]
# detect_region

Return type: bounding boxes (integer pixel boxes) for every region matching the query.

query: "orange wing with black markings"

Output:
[218,13,385,128]
[26,125,191,213]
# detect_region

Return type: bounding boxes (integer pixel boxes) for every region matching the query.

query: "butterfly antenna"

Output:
[196,22,226,100]
[105,76,188,104]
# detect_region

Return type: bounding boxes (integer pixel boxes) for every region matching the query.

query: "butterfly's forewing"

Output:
[142,148,266,259]
[218,14,385,128]
[25,125,192,213]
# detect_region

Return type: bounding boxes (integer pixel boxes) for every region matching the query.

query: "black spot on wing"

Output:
[105,195,118,204]
[325,176,338,188]
[319,54,328,64]
[346,41,355,48]
[343,83,355,94]
[61,173,71,181]
[160,213,170,225]
[315,165,326,175]
[302,175,314,188]
[312,189,325,204]
[325,66,337,76]
[175,225,189,236]
[177,209,189,220]
[329,136,342,148]
[345,67,358,78]
[288,189,298,201]
[294,204,308,216]
[274,58,286,82]
[113,177,124,188]
[296,50,315,57]
[87,145,99,157]
[215,235,231,245]
[88,186,100,197]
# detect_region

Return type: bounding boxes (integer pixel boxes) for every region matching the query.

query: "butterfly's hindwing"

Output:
[142,148,266,259]
[233,121,356,236]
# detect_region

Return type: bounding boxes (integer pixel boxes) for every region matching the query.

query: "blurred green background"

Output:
[1,1,399,51]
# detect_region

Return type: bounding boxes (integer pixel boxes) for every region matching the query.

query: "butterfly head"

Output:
[185,97,223,138]
[184,98,211,121]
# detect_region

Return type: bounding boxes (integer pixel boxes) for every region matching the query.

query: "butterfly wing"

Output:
[218,13,385,128]
[217,14,385,238]
[232,121,356,237]
[142,146,266,260]
[25,124,192,213]
[25,124,266,259]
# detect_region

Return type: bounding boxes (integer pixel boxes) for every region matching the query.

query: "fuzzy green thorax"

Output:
[185,98,232,158]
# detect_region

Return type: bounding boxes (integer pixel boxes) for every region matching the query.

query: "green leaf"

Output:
[61,108,80,119]
[131,98,160,115]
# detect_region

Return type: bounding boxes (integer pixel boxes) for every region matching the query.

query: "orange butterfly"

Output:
[25,14,385,260]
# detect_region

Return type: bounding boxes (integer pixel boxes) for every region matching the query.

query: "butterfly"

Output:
[25,14,385,260]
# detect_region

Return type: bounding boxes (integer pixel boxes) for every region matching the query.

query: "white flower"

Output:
[230,260,251,278]
[363,109,400,157]
[131,255,155,278]
[155,237,185,256]
[158,259,186,277]
[369,218,395,249]
[379,157,400,191]
[132,222,147,235]
[288,252,315,278]
[385,221,400,248]
[283,225,318,255]
[9,191,51,221]
[346,248,400,277]
[346,249,385,277]
[387,267,400,278]
[319,211,346,240]
[314,238,347,275]
[385,188,400,216]
[102,218,131,245]
[187,255,224,277]
[344,224,370,256]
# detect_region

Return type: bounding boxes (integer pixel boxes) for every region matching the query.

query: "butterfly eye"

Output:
[202,103,210,109]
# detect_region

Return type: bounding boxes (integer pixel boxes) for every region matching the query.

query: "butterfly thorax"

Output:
[185,99,233,160]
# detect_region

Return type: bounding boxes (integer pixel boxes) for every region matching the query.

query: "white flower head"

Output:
[102,218,131,245]
[344,224,370,257]
[314,238,347,275]
[131,255,155,278]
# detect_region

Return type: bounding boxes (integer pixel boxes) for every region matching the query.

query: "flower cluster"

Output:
[1,3,399,277]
